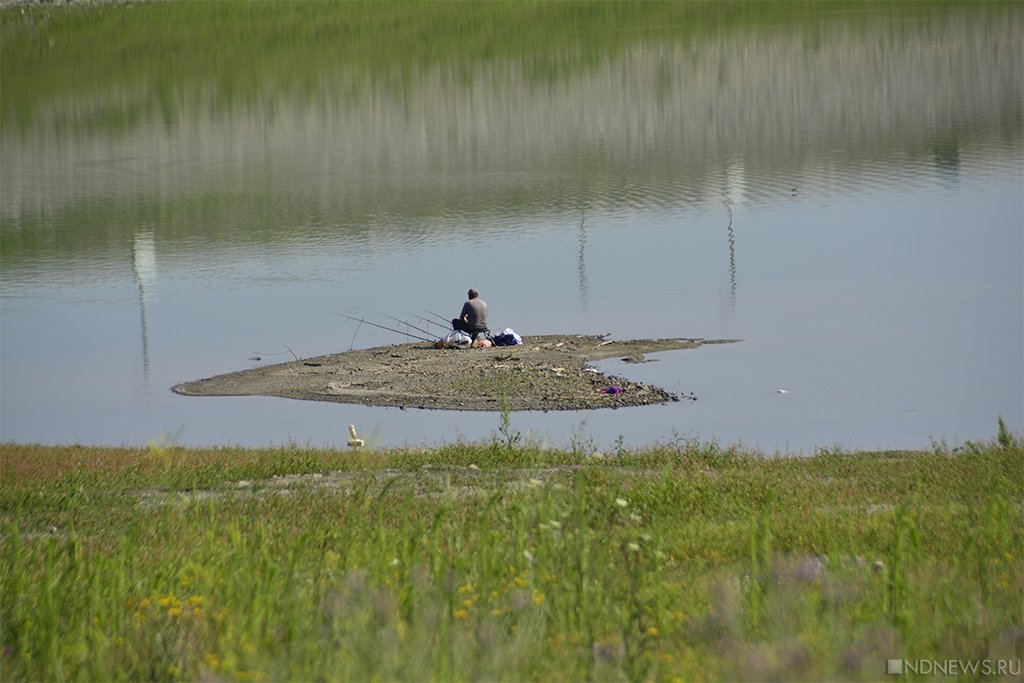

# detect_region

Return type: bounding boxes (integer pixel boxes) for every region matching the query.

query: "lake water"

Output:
[2,2,1021,453]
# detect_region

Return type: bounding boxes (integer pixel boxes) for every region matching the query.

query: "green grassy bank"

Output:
[1,427,1021,681]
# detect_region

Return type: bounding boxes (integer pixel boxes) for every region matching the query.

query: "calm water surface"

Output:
[2,2,1021,452]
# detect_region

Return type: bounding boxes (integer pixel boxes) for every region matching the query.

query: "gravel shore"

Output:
[173,335,738,412]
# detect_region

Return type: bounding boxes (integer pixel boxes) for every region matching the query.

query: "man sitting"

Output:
[452,288,489,339]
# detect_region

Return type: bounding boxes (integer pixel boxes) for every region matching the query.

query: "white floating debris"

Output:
[776,389,790,394]
[347,424,365,448]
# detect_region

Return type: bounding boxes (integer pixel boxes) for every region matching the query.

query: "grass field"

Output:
[1,422,1021,681]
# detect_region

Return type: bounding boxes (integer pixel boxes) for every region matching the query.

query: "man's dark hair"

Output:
[468,288,479,299]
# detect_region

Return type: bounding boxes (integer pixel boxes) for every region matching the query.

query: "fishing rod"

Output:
[333,313,433,343]
[381,313,437,340]
[422,308,451,325]
[403,311,446,333]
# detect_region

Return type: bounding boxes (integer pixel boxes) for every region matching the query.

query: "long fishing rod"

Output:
[422,308,451,325]
[403,311,446,333]
[381,313,437,340]
[333,313,433,342]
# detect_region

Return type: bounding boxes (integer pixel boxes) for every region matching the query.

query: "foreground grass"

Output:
[1,430,1021,681]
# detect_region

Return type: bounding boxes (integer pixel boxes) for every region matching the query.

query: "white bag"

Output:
[443,330,473,349]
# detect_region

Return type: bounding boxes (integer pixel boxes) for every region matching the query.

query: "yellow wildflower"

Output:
[204,653,220,670]
[462,598,474,608]
[514,577,528,588]
[533,591,545,606]
[454,609,469,620]
[646,626,660,637]
[168,607,183,618]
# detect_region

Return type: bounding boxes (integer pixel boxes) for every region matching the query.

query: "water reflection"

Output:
[1,4,1019,266]
[132,230,156,380]
[933,143,961,190]
[576,208,590,314]
[723,161,745,310]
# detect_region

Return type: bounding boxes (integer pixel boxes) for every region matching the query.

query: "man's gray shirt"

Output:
[460,298,488,331]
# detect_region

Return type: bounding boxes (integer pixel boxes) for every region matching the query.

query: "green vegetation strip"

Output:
[2,426,1021,681]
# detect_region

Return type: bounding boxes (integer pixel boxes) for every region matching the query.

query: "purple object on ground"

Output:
[602,386,623,395]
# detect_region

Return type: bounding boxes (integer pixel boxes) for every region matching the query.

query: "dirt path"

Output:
[172,335,738,411]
